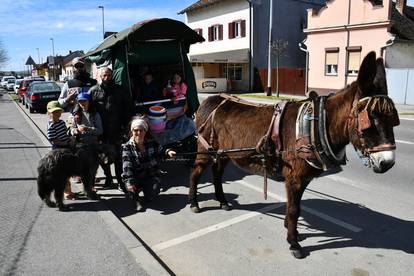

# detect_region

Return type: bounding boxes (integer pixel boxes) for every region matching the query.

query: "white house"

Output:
[179,0,251,92]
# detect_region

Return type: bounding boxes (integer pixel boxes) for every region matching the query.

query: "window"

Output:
[208,25,223,41]
[325,48,339,76]
[234,21,241,38]
[228,20,246,39]
[347,47,361,76]
[228,64,243,81]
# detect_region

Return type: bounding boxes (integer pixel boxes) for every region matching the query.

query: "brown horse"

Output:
[189,52,399,258]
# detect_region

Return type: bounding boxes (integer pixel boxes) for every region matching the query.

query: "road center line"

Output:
[236,180,362,233]
[152,203,284,252]
[396,139,414,145]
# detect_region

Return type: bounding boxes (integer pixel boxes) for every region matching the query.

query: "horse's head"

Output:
[347,51,400,173]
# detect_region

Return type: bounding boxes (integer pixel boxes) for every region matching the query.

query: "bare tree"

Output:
[0,39,9,68]
[271,39,288,97]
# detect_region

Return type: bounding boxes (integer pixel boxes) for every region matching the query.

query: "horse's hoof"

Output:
[58,205,69,212]
[190,205,200,213]
[290,248,305,259]
[44,199,56,208]
[220,203,231,211]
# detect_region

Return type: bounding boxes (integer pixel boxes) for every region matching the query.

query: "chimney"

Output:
[69,50,72,54]
[396,0,406,14]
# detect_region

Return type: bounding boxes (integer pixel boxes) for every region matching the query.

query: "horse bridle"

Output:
[348,94,399,158]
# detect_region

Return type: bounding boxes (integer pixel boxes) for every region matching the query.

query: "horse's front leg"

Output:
[189,158,209,213]
[212,159,230,210]
[284,175,308,259]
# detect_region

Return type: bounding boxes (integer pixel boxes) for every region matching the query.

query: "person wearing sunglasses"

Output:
[58,57,97,113]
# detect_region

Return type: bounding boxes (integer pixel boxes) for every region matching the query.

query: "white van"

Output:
[1,76,16,89]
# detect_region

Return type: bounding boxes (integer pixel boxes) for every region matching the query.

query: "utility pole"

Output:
[50,38,55,81]
[98,5,105,39]
[36,48,40,65]
[266,0,274,96]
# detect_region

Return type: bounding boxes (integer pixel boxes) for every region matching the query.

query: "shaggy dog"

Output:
[37,144,116,211]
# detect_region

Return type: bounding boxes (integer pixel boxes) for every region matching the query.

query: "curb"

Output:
[11,93,171,276]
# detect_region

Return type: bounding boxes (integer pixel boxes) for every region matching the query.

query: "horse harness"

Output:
[295,92,346,170]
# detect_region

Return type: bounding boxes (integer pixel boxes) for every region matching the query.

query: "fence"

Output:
[386,68,414,105]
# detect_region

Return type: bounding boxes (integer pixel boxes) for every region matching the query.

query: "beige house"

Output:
[303,0,414,95]
[60,51,84,81]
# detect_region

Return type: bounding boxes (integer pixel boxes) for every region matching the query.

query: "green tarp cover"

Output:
[84,18,204,116]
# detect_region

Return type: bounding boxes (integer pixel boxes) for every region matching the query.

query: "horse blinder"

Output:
[357,109,371,132]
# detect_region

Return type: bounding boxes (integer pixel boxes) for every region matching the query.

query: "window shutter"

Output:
[326,52,338,65]
[199,28,203,39]
[228,22,234,39]
[241,20,246,37]
[348,51,361,71]
[219,25,223,40]
[208,27,212,42]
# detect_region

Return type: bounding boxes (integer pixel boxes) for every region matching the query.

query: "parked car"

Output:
[18,77,46,104]
[1,76,16,89]
[6,79,15,91]
[14,79,23,94]
[25,81,61,113]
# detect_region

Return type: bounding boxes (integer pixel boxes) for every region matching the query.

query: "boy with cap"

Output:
[46,101,72,149]
[46,101,76,199]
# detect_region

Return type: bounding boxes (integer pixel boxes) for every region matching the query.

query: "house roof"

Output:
[62,51,84,66]
[391,3,414,41]
[178,0,222,14]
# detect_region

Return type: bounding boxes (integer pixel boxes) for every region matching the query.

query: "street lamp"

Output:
[50,38,55,81]
[36,48,40,65]
[98,5,105,39]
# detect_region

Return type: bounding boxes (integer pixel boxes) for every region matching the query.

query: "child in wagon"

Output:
[162,72,187,104]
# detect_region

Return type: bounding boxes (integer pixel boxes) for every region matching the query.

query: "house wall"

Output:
[307,0,390,29]
[186,0,250,55]
[305,0,394,93]
[252,0,325,94]
[386,42,414,68]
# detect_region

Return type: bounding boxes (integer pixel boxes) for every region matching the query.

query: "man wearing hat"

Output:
[58,57,97,113]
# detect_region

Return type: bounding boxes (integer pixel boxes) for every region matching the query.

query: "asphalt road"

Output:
[3,89,414,275]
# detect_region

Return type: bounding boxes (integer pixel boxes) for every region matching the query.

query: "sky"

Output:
[0,0,195,71]
[1,0,414,72]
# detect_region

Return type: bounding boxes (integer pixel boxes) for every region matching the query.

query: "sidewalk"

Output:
[0,91,169,275]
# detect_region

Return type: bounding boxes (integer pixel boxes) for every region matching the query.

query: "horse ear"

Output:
[373,58,388,95]
[357,51,377,95]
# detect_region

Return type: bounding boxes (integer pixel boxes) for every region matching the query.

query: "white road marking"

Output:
[152,203,284,252]
[326,175,365,190]
[400,117,414,121]
[396,139,414,145]
[236,180,362,233]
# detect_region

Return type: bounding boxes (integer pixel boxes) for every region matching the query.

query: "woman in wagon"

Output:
[121,117,175,212]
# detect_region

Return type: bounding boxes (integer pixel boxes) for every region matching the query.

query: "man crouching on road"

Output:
[89,67,133,192]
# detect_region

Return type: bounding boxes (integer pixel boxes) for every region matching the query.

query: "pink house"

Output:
[303,0,414,95]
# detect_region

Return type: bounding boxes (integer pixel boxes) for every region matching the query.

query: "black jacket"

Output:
[89,81,133,141]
